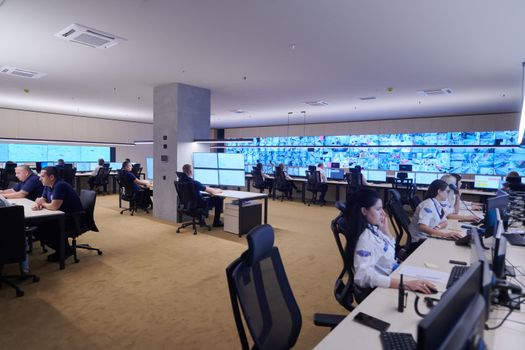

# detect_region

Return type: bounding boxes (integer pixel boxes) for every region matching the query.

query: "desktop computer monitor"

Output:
[399,164,412,171]
[330,162,340,169]
[395,171,415,181]
[75,162,92,172]
[263,165,274,174]
[327,168,345,180]
[298,167,308,177]
[193,168,219,186]
[193,153,218,169]
[417,261,486,350]
[367,170,387,182]
[218,169,245,187]
[415,173,439,185]
[110,162,121,170]
[287,167,299,177]
[218,153,244,170]
[474,175,501,190]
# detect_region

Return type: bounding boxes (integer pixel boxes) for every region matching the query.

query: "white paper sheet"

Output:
[397,265,450,285]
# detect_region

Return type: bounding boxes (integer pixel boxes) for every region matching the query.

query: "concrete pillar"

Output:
[153,83,210,222]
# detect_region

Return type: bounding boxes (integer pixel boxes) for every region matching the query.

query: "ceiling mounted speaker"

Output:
[54,23,127,49]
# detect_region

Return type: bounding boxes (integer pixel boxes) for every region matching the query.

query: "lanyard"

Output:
[431,199,445,220]
[367,224,395,250]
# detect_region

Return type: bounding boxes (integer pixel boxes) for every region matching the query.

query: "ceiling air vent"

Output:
[359,96,377,101]
[0,66,46,79]
[418,88,453,96]
[305,100,328,106]
[54,24,127,49]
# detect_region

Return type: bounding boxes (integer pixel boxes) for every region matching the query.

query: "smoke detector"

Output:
[417,88,453,96]
[0,66,46,79]
[305,100,328,106]
[54,23,127,49]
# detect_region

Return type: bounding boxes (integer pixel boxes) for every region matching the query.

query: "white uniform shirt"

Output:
[353,226,397,289]
[91,165,102,176]
[317,167,327,183]
[408,198,448,242]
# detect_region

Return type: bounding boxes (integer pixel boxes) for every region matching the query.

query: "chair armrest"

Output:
[313,313,347,329]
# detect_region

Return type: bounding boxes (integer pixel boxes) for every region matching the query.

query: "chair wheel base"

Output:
[16,290,24,297]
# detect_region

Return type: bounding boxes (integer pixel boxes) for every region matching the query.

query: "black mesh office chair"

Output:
[174,180,211,234]
[67,190,102,263]
[386,189,413,260]
[251,169,272,195]
[57,164,76,188]
[116,172,149,215]
[392,176,417,212]
[226,224,344,349]
[0,205,40,297]
[345,168,363,197]
[273,167,291,201]
[305,170,322,206]
[93,167,111,194]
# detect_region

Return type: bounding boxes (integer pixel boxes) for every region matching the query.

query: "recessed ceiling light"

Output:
[417,88,453,96]
[305,100,328,106]
[230,109,246,114]
[289,43,296,50]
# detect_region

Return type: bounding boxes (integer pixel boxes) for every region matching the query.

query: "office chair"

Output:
[345,168,363,197]
[57,165,76,188]
[251,169,272,195]
[0,205,40,297]
[116,172,149,215]
[67,190,102,263]
[385,189,413,260]
[273,167,292,201]
[305,170,322,206]
[226,224,344,350]
[174,180,211,234]
[392,176,417,212]
[93,166,111,194]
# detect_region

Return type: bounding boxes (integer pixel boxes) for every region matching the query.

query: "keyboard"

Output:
[380,331,416,350]
[503,233,525,247]
[446,265,470,289]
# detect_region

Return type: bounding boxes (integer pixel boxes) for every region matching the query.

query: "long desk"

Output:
[214,190,269,226]
[314,220,525,349]
[75,172,118,194]
[8,198,67,270]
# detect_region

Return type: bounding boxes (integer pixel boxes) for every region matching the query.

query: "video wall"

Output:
[0,143,110,163]
[225,130,525,176]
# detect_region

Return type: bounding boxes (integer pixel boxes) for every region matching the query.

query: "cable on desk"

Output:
[485,296,525,330]
[461,199,483,220]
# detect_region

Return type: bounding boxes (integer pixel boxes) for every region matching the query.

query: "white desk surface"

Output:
[314,220,525,350]
[215,190,268,200]
[8,198,64,219]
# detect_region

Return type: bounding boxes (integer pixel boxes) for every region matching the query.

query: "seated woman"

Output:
[345,188,436,303]
[440,174,481,221]
[408,180,463,249]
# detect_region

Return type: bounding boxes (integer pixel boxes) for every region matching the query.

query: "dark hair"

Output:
[57,159,65,165]
[256,162,263,170]
[42,166,58,178]
[424,179,448,200]
[344,188,382,267]
[451,173,462,183]
[98,158,105,166]
[122,161,130,169]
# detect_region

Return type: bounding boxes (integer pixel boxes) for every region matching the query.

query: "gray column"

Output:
[153,83,210,222]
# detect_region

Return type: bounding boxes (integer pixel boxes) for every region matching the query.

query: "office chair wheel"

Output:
[32,276,40,283]
[176,228,181,233]
[16,290,24,297]
[97,251,103,255]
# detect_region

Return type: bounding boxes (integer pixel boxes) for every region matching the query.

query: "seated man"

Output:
[88,158,105,190]
[122,161,153,208]
[316,163,329,204]
[179,164,224,227]
[0,165,44,200]
[32,166,84,262]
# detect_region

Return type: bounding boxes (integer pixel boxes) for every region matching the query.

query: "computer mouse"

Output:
[427,286,438,294]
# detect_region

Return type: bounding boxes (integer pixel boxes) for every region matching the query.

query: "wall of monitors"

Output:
[225,130,524,175]
[0,143,110,163]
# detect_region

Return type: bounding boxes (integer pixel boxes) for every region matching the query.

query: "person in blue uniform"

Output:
[179,164,224,227]
[345,188,436,302]
[122,161,153,208]
[32,166,84,262]
[408,180,463,249]
[0,165,43,200]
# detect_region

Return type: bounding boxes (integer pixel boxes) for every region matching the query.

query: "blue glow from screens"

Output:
[109,162,121,170]
[474,175,501,189]
[193,168,219,186]
[225,130,521,175]
[146,157,153,180]
[218,153,244,169]
[0,143,110,162]
[193,153,218,168]
[218,169,245,186]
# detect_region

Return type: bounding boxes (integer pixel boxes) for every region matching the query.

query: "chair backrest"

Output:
[306,170,321,192]
[174,181,200,212]
[226,225,302,350]
[57,166,76,186]
[0,205,26,264]
[273,168,288,190]
[79,190,99,233]
[386,189,412,247]
[251,169,266,188]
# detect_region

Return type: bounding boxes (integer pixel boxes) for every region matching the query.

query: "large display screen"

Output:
[218,153,244,169]
[193,153,218,168]
[146,157,153,180]
[415,172,439,185]
[218,169,245,186]
[193,168,219,186]
[0,143,110,163]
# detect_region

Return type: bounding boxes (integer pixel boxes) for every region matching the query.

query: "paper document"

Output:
[397,265,450,285]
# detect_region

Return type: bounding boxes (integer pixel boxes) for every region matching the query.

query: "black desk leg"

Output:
[76,177,81,195]
[112,176,117,194]
[301,182,306,204]
[264,197,268,224]
[58,216,65,270]
[246,178,251,192]
[335,184,340,202]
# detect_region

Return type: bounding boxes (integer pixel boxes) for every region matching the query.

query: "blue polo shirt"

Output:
[123,171,142,191]
[14,172,44,201]
[42,180,83,213]
[178,173,207,206]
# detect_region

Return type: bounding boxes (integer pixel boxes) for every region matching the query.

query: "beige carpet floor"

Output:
[0,195,349,350]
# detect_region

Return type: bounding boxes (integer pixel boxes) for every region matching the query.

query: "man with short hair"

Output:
[32,166,83,262]
[121,161,153,208]
[179,164,224,227]
[0,165,43,200]
[88,158,105,190]
[316,163,329,204]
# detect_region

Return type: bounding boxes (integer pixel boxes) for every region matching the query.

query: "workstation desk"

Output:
[314,220,525,349]
[8,198,67,270]
[75,172,119,194]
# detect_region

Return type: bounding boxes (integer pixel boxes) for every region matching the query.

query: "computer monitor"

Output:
[298,166,308,177]
[110,162,121,170]
[367,170,387,182]
[75,162,92,172]
[287,167,299,177]
[193,168,219,186]
[330,162,340,169]
[218,169,245,187]
[218,153,244,170]
[470,229,493,320]
[492,235,507,279]
[146,157,153,180]
[399,164,412,171]
[327,168,345,180]
[263,165,274,174]
[395,171,415,181]
[417,261,486,350]
[474,175,501,190]
[193,153,218,169]
[415,173,439,185]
